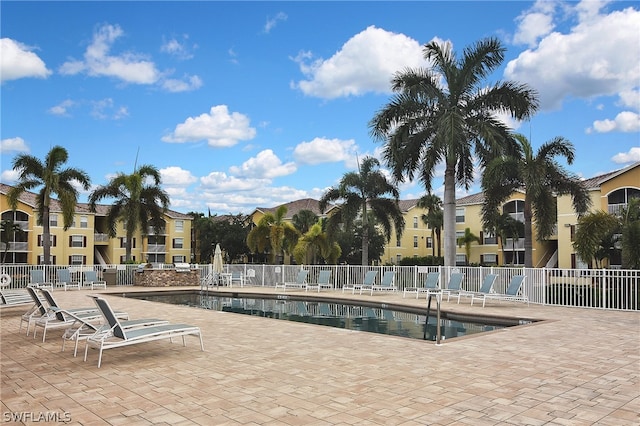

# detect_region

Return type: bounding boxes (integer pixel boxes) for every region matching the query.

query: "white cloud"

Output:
[264,12,287,34]
[160,166,197,186]
[162,105,256,147]
[200,171,270,192]
[161,75,203,92]
[293,25,426,99]
[293,137,358,165]
[512,0,558,47]
[228,149,296,179]
[160,35,196,60]
[0,137,29,153]
[611,147,640,164]
[90,98,129,120]
[0,38,51,82]
[59,24,160,84]
[590,111,640,133]
[505,3,640,110]
[48,99,76,116]
[0,168,20,183]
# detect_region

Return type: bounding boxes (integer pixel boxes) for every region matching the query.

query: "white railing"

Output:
[0,263,638,311]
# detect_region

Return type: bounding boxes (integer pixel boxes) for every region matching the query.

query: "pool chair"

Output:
[84,296,204,368]
[83,270,107,290]
[472,275,528,307]
[275,269,308,292]
[56,268,80,291]
[20,286,50,336]
[306,270,332,292]
[343,271,378,294]
[230,271,246,287]
[404,272,441,299]
[456,274,498,304]
[440,273,465,302]
[29,270,53,291]
[0,289,33,308]
[369,271,397,295]
[32,288,128,343]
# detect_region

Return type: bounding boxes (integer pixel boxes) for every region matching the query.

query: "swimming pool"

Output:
[123,290,534,341]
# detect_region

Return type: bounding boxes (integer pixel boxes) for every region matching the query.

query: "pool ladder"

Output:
[423,291,443,344]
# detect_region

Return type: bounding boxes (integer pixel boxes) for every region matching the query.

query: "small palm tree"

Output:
[482,134,591,268]
[291,209,318,235]
[293,221,341,265]
[493,212,524,265]
[620,197,640,269]
[8,146,90,264]
[1,219,26,264]
[457,227,480,265]
[370,37,538,267]
[247,206,299,264]
[319,156,405,266]
[573,211,620,268]
[417,193,443,258]
[88,164,169,262]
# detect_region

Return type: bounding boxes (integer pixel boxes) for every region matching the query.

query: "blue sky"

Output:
[1,1,638,215]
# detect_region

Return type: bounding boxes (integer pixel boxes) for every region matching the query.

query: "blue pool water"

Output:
[124,291,527,341]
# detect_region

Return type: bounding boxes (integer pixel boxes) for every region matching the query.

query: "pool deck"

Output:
[1,286,638,425]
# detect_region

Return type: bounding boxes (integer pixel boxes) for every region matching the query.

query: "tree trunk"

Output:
[524,196,533,268]
[42,204,51,265]
[443,166,457,267]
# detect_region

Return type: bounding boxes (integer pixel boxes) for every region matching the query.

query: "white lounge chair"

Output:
[472,275,528,307]
[30,270,53,291]
[275,269,308,292]
[456,274,498,304]
[83,270,107,290]
[344,271,378,294]
[403,272,441,299]
[440,273,465,302]
[369,271,396,295]
[230,271,246,287]
[84,296,204,368]
[0,289,33,308]
[305,270,332,292]
[56,268,79,291]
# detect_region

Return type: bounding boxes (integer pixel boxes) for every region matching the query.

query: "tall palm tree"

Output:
[370,37,538,267]
[246,206,299,264]
[417,193,443,257]
[482,134,591,267]
[457,227,481,265]
[7,146,90,265]
[88,164,169,262]
[319,156,405,266]
[291,209,318,235]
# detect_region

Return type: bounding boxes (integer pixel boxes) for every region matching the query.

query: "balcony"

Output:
[94,233,110,244]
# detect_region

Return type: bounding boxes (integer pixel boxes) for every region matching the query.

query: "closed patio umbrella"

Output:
[213,243,224,286]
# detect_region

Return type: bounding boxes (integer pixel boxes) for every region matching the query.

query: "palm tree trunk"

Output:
[42,204,51,265]
[443,167,457,267]
[524,197,534,268]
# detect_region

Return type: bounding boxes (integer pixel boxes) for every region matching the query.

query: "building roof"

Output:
[0,182,192,220]
[254,198,332,218]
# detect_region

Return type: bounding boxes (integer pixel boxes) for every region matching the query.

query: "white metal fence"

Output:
[1,263,638,311]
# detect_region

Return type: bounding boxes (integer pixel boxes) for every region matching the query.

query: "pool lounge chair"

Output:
[32,288,128,343]
[403,272,441,299]
[83,270,107,290]
[0,289,33,308]
[275,269,308,292]
[440,273,465,302]
[369,271,396,295]
[56,268,80,291]
[472,275,528,307]
[230,271,246,287]
[84,296,204,368]
[20,286,50,336]
[305,270,332,292]
[343,271,378,294]
[30,270,53,291]
[456,274,498,304]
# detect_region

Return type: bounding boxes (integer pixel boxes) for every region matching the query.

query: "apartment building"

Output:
[0,183,192,266]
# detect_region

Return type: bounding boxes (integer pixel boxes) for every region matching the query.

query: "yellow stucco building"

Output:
[0,183,192,266]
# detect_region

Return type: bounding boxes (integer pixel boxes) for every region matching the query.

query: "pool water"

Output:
[125,291,517,341]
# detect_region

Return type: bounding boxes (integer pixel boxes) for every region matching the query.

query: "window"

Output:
[148,235,166,245]
[119,255,136,263]
[395,254,402,264]
[175,220,184,232]
[172,255,186,263]
[455,208,465,223]
[483,231,497,245]
[413,236,418,248]
[481,253,497,265]
[49,214,58,227]
[455,254,467,266]
[173,238,184,249]
[119,237,136,248]
[413,217,418,228]
[80,215,88,228]
[37,235,57,247]
[37,255,55,265]
[70,235,86,248]
[426,237,433,248]
[69,255,85,265]
[396,238,401,247]
[503,200,525,224]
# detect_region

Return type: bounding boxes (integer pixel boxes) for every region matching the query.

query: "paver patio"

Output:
[1,286,638,425]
